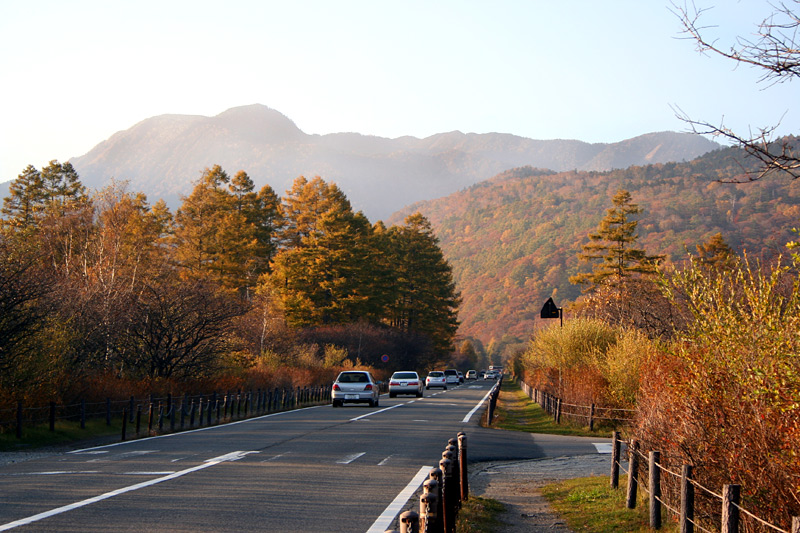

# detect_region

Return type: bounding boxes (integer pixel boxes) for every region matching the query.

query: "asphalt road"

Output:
[0,380,609,532]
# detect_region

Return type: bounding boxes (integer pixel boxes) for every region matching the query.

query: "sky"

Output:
[1,0,798,183]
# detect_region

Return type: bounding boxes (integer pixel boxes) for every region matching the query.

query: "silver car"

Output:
[388,371,423,398]
[425,371,447,390]
[332,371,380,407]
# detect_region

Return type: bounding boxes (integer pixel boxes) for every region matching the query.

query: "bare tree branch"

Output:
[671,2,800,181]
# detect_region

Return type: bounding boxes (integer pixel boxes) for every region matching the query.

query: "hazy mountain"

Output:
[53,104,719,221]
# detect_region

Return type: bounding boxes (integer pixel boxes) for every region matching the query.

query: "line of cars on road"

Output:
[331,367,490,407]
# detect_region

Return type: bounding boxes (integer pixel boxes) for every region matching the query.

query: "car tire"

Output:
[332,400,342,408]
[389,392,396,398]
[425,386,429,390]
[417,391,423,398]
[444,386,447,390]
[375,398,379,407]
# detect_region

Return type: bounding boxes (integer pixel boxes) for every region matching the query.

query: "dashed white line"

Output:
[349,403,403,421]
[378,455,395,466]
[336,452,366,464]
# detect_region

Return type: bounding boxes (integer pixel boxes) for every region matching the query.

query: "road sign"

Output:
[540,297,560,319]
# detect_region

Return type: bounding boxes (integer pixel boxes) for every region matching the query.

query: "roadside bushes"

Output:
[635,256,800,529]
[521,317,654,409]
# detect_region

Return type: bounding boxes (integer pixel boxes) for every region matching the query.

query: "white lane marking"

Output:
[0,451,257,532]
[378,455,395,466]
[336,452,366,464]
[593,443,613,454]
[366,466,432,533]
[10,471,101,476]
[88,450,157,463]
[261,452,290,463]
[462,386,498,423]
[71,451,107,455]
[68,405,324,454]
[121,471,175,475]
[349,403,403,421]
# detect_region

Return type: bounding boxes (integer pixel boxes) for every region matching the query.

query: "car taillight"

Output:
[333,384,340,391]
[390,381,399,386]
[409,382,419,386]
[364,384,373,390]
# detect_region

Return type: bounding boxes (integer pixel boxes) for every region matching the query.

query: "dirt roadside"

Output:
[469,453,615,532]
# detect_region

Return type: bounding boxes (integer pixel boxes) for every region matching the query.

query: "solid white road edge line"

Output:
[0,451,256,532]
[366,465,432,533]
[462,386,496,423]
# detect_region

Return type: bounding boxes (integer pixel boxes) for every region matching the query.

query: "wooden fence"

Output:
[2,385,333,440]
[517,378,635,429]
[609,433,800,533]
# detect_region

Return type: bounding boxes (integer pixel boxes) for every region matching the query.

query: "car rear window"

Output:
[338,372,368,383]
[444,370,457,375]
[393,372,418,380]
[428,371,444,377]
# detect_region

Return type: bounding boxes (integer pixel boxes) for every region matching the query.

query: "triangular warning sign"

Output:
[540,297,560,319]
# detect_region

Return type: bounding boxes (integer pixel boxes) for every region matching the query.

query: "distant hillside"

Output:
[390,141,800,345]
[59,104,718,220]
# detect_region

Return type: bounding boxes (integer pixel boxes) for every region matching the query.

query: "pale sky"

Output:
[1,0,798,183]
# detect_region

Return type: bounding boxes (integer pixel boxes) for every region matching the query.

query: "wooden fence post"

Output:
[458,432,469,502]
[722,484,740,533]
[680,464,694,533]
[626,439,639,508]
[556,398,562,424]
[610,431,620,488]
[136,404,142,435]
[589,403,595,431]
[649,451,661,530]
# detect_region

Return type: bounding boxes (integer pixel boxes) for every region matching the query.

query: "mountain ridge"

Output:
[55,104,720,220]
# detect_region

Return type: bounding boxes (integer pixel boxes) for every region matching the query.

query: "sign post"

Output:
[540,297,563,327]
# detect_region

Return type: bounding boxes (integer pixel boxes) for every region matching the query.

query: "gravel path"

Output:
[469,454,616,532]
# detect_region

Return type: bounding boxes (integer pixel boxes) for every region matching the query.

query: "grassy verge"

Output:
[0,417,123,452]
[542,475,677,532]
[455,496,506,533]
[490,379,615,437]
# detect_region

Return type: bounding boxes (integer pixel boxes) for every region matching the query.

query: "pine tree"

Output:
[387,213,461,355]
[1,165,45,233]
[173,165,261,293]
[570,189,662,291]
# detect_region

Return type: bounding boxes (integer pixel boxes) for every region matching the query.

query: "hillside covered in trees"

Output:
[391,139,800,348]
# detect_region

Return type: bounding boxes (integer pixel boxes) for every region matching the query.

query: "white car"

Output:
[425,371,447,390]
[332,371,380,407]
[389,371,423,398]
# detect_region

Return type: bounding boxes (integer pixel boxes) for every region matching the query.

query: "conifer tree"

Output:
[1,165,45,233]
[173,165,261,293]
[387,213,461,355]
[570,189,662,291]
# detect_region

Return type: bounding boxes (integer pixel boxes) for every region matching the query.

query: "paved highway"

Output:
[0,380,609,532]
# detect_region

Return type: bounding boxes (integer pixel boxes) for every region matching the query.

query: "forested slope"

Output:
[392,140,800,344]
